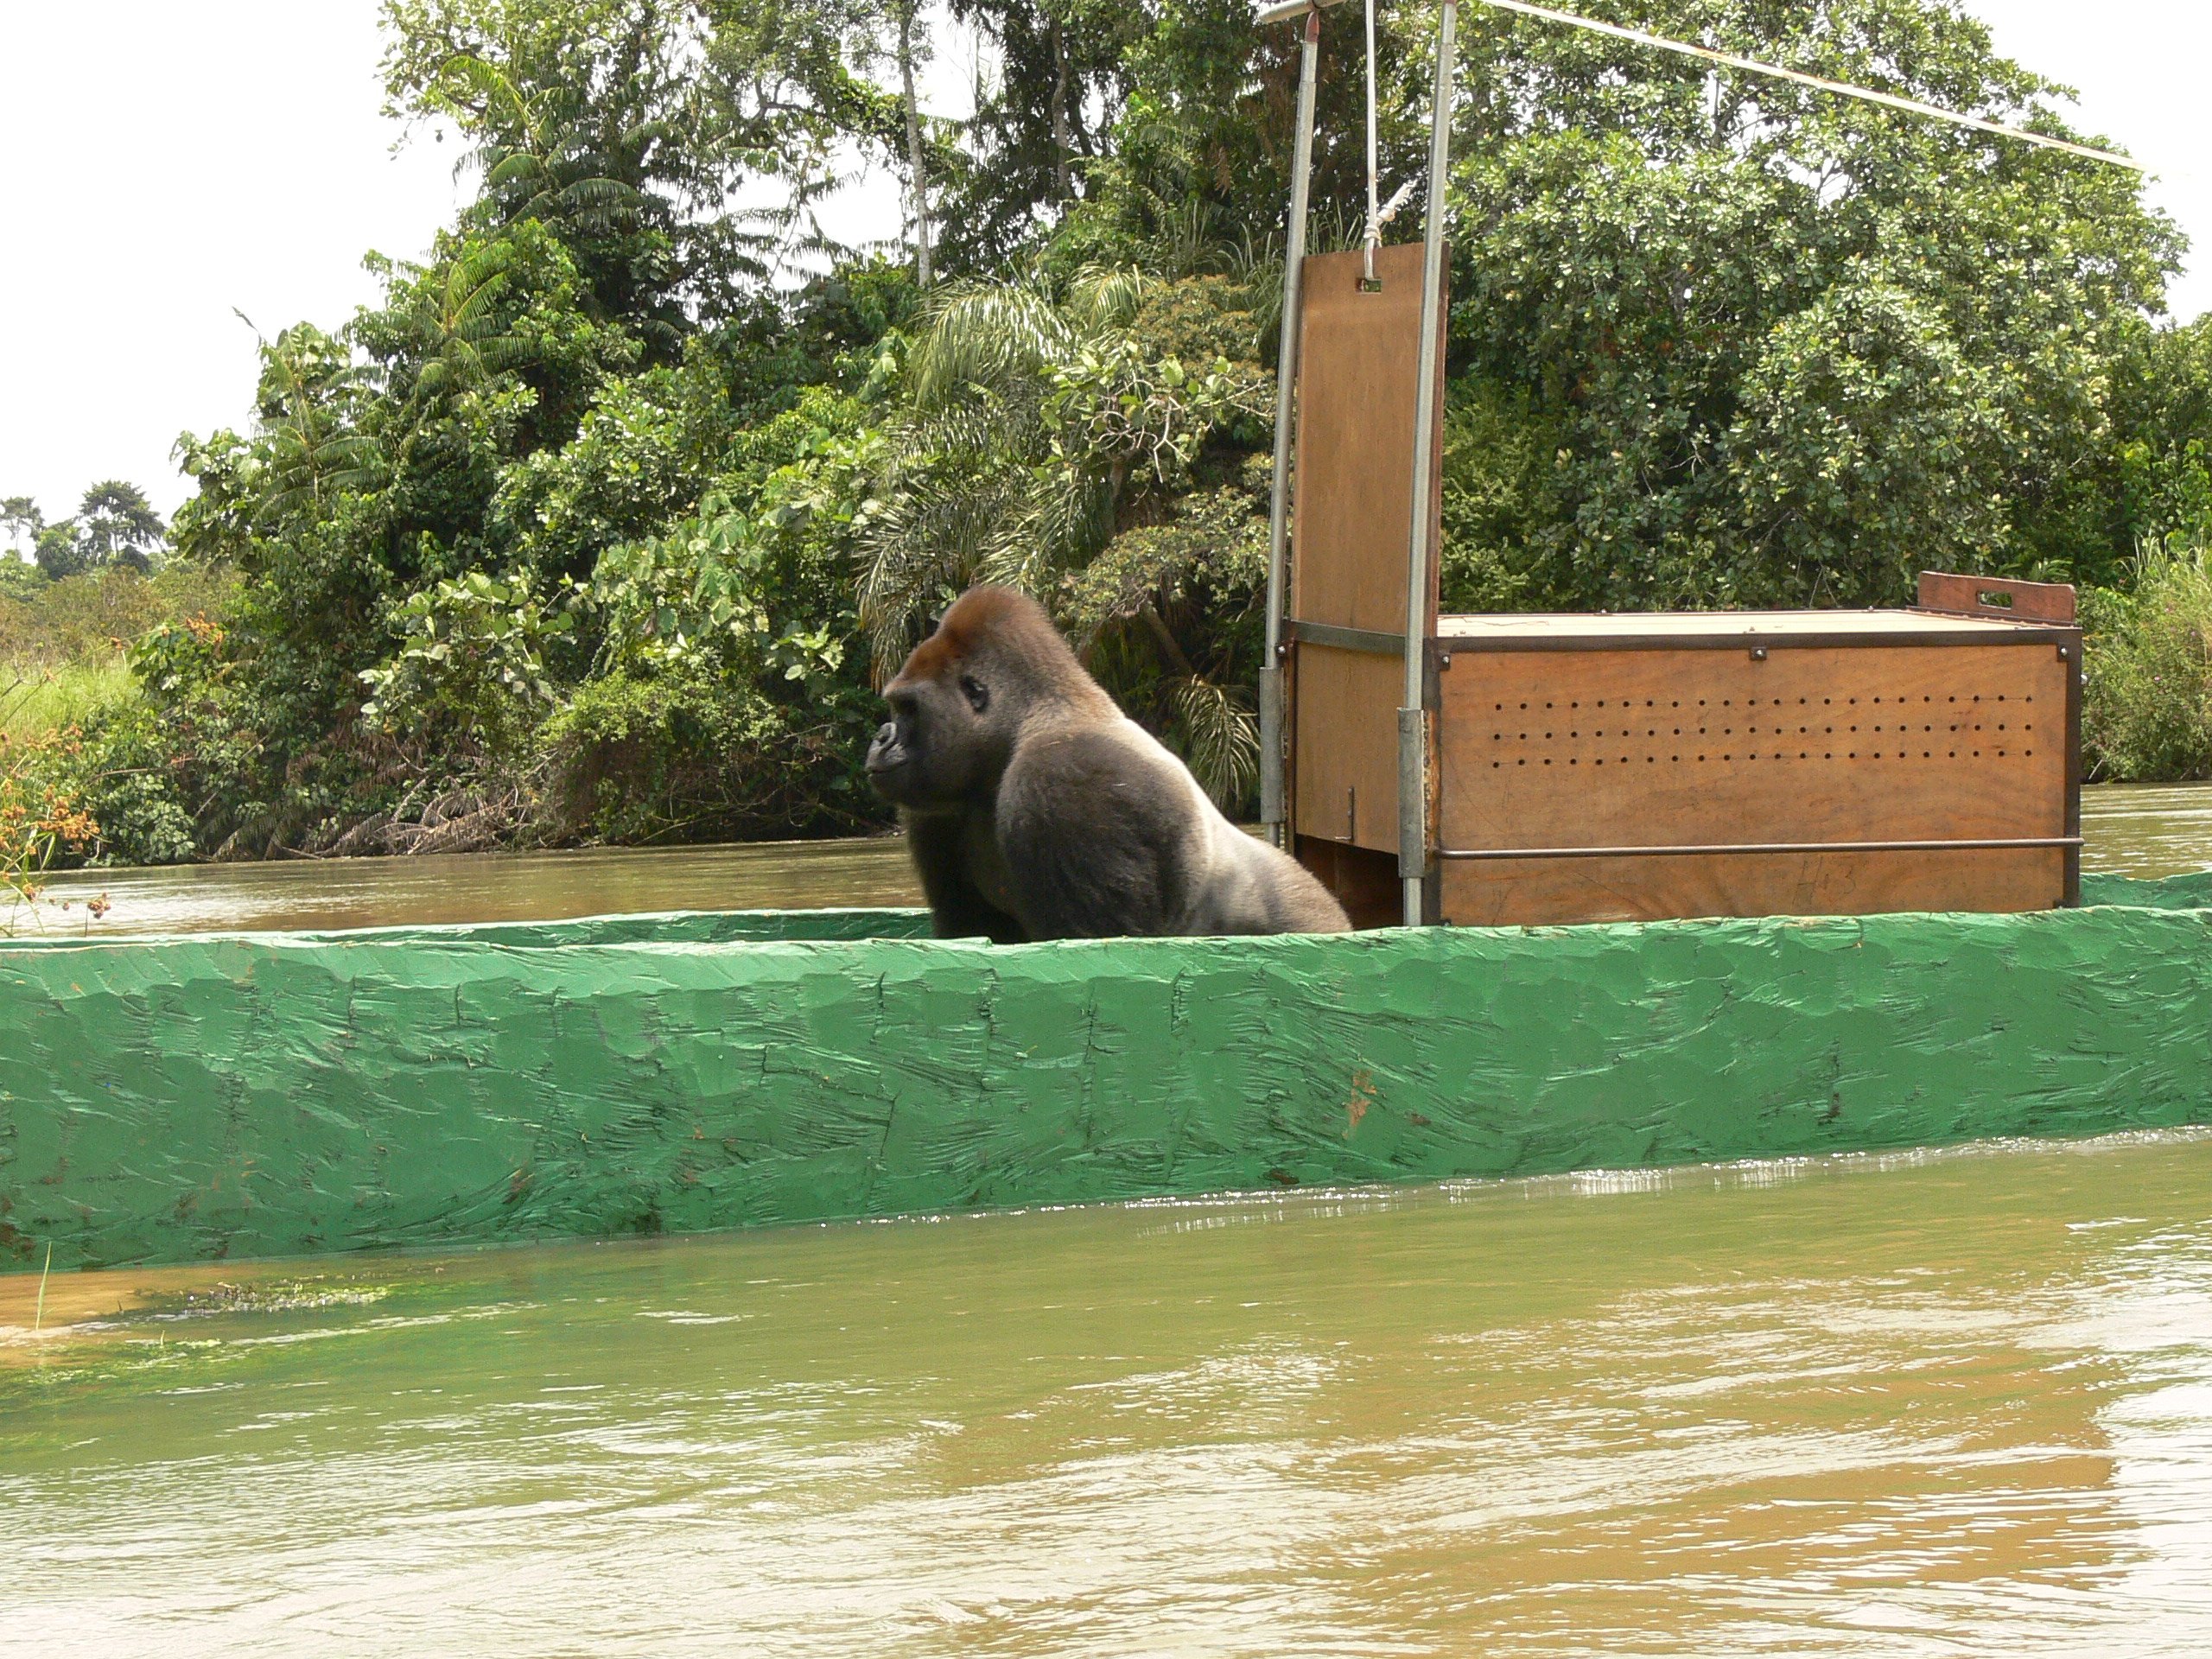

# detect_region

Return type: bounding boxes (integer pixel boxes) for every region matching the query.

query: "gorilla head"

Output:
[865,588,1084,810]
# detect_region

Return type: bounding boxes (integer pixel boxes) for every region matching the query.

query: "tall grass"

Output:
[0,655,136,743]
[1,680,99,931]
[2083,541,2212,782]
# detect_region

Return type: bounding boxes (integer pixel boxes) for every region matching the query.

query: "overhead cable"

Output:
[1472,0,2145,171]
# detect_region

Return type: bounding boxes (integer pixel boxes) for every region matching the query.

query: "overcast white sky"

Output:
[0,1,2204,528]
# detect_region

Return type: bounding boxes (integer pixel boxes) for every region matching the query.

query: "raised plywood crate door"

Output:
[1287,245,1446,923]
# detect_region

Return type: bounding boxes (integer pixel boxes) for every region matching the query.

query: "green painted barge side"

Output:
[4,872,2210,1273]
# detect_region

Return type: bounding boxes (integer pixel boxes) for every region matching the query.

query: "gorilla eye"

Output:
[959,674,989,713]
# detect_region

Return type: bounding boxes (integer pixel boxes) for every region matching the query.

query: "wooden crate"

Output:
[1291,575,2082,927]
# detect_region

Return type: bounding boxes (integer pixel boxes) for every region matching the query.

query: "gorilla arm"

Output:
[995,728,1187,939]
[902,808,1030,943]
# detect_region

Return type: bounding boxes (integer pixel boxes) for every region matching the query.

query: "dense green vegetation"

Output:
[9,0,2212,875]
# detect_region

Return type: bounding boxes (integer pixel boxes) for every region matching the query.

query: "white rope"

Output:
[1363,0,1382,281]
[1473,0,2143,172]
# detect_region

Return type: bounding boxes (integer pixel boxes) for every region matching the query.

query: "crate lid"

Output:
[1436,608,2069,645]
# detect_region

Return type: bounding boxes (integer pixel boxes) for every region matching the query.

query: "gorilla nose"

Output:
[866,721,899,772]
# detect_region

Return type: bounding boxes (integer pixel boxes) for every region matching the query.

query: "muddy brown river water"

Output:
[5,788,2212,1656]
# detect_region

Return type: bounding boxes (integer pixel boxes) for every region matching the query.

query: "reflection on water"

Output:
[6,1133,2212,1656]
[22,835,921,938]
[18,783,2212,939]
[2078,784,2212,880]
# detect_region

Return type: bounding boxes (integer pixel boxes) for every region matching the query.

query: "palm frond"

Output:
[1063,265,1149,333]
[1173,676,1259,810]
[908,284,1071,407]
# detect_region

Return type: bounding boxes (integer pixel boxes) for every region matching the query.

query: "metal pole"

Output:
[1261,6,1323,847]
[1399,0,1457,926]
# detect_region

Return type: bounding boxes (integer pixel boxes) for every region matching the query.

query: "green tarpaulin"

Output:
[4,873,2208,1271]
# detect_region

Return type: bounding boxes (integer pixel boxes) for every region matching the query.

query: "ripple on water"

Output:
[5,1132,2212,1656]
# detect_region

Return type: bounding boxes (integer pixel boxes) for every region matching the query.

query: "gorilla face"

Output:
[867,663,995,808]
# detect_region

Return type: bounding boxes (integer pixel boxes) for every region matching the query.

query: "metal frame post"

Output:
[1398,0,1457,925]
[1261,5,1324,846]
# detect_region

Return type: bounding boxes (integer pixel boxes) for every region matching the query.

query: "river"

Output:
[17,781,2212,939]
[4,789,2212,1655]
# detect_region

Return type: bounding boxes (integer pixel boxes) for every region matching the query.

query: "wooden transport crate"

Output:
[1274,244,2081,928]
[1289,575,2082,928]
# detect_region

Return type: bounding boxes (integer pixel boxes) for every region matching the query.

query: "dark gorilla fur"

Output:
[866,587,1352,942]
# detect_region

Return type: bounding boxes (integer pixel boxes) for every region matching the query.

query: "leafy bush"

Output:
[2083,543,2212,782]
[0,692,99,926]
[359,570,577,766]
[537,662,871,843]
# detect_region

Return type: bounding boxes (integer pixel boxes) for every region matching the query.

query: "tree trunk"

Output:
[899,2,932,287]
[1051,22,1074,201]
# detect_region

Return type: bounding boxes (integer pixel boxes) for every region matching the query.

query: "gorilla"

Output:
[866,587,1353,942]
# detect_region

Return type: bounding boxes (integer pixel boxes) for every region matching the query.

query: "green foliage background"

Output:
[11,0,2212,866]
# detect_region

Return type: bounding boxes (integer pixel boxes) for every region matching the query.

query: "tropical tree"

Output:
[29,481,167,579]
[1,497,41,561]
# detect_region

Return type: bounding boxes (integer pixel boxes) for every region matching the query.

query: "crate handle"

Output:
[1916,571,2076,625]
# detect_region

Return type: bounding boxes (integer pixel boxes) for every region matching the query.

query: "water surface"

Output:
[6,1134,2212,1656]
[19,782,2212,939]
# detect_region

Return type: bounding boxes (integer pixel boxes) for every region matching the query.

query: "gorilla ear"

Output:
[959,673,989,713]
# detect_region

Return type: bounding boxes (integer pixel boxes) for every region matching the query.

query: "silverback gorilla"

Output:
[867,587,1353,941]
